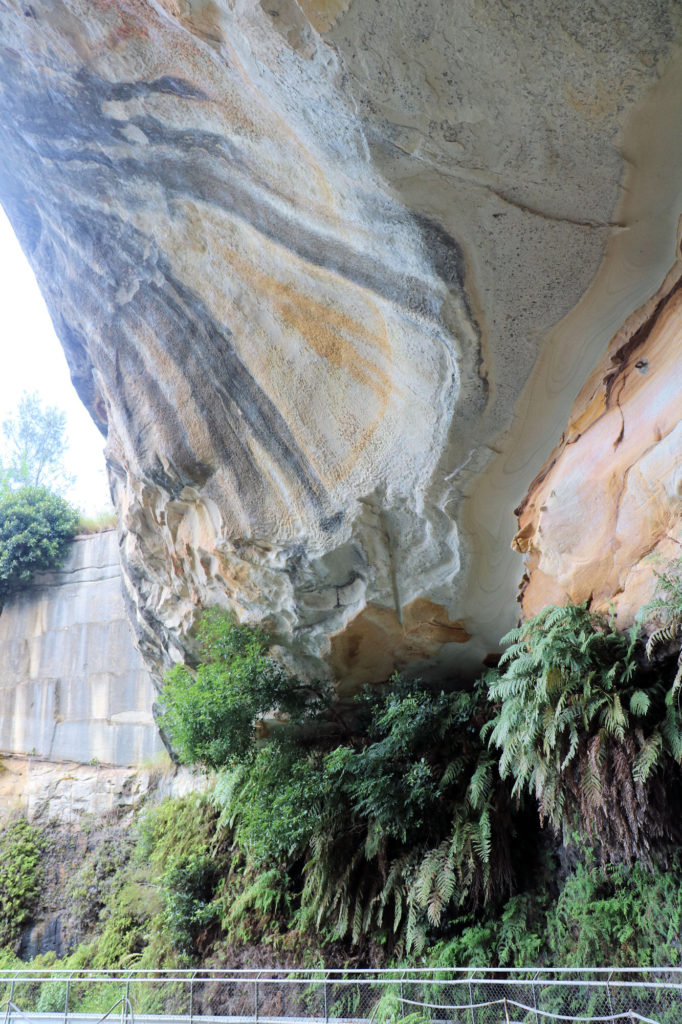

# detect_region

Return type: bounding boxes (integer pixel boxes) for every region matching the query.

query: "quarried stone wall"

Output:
[0,531,164,766]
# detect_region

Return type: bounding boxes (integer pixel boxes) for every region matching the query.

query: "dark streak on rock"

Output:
[105,75,209,102]
[603,274,682,406]
[0,61,471,326]
[320,511,344,532]
[0,52,329,513]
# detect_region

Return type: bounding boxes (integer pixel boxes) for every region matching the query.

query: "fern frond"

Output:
[647,622,682,659]
[629,690,651,717]
[633,732,663,784]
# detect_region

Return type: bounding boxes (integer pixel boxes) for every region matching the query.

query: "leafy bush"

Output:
[0,486,79,601]
[91,876,158,969]
[160,611,529,952]
[0,817,44,947]
[545,854,682,967]
[215,861,292,945]
[137,794,221,875]
[216,679,524,953]
[485,603,682,861]
[159,610,331,770]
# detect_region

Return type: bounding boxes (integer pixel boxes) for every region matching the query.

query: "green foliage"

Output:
[13,588,682,973]
[215,744,331,865]
[137,793,220,874]
[0,817,44,947]
[159,610,331,770]
[68,833,135,933]
[136,794,227,959]
[91,875,159,969]
[486,603,682,860]
[161,853,219,955]
[217,678,521,953]
[643,557,682,695]
[424,846,682,970]
[0,486,79,600]
[215,859,293,946]
[545,854,682,967]
[0,391,75,495]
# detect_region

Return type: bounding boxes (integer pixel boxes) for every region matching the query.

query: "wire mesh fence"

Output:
[0,969,681,1024]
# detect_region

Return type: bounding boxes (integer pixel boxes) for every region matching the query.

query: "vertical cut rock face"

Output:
[0,0,681,683]
[0,533,163,765]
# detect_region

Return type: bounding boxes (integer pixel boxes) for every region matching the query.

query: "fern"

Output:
[487,602,682,861]
[642,558,682,700]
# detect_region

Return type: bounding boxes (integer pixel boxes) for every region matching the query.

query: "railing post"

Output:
[254,973,260,1024]
[189,970,196,1024]
[63,972,72,1024]
[8,976,15,1024]
[468,974,475,1024]
[532,970,540,1024]
[607,971,615,1019]
[323,972,328,1023]
[123,973,131,1024]
[399,972,404,1020]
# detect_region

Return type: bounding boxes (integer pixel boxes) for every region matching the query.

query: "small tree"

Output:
[0,391,75,496]
[0,486,79,601]
[158,610,328,770]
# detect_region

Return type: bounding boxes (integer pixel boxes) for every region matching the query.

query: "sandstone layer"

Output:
[515,237,682,627]
[0,753,206,825]
[1,2,681,683]
[0,532,164,765]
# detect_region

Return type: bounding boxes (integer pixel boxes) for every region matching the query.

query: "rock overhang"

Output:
[0,0,680,687]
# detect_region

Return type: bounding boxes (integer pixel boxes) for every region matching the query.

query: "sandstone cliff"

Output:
[0,1,681,683]
[515,234,682,626]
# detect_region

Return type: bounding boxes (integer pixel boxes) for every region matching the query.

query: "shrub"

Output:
[545,854,682,967]
[161,852,219,955]
[135,794,228,959]
[158,610,331,770]
[0,486,79,601]
[217,679,524,953]
[424,849,682,969]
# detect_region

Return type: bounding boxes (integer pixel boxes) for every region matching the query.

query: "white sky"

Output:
[0,207,112,515]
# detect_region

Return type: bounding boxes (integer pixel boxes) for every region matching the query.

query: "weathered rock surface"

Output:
[0,1,681,682]
[0,753,206,825]
[0,532,164,765]
[515,234,682,627]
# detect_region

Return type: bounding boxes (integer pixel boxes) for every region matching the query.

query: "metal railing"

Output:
[0,969,681,1024]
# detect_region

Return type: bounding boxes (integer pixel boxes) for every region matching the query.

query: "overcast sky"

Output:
[0,207,112,515]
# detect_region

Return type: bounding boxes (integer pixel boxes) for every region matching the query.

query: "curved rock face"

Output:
[515,238,682,628]
[0,1,681,683]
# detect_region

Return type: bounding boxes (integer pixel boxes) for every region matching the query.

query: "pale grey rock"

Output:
[0,532,165,765]
[0,754,207,825]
